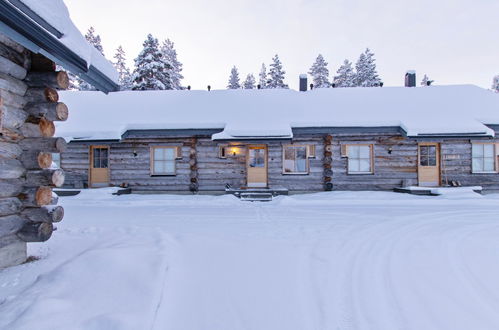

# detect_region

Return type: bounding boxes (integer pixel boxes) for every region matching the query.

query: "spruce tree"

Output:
[420,74,434,87]
[492,75,499,92]
[132,34,170,90]
[308,54,330,88]
[227,66,241,89]
[161,39,184,90]
[355,48,382,87]
[243,74,256,89]
[113,46,132,90]
[333,59,356,87]
[268,54,288,89]
[258,63,267,89]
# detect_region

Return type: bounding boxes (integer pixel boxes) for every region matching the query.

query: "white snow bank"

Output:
[58,85,499,141]
[19,0,118,83]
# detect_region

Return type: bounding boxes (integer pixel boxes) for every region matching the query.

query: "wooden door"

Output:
[89,146,110,187]
[247,145,268,188]
[418,143,440,186]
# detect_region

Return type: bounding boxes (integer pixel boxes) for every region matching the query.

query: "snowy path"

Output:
[1,189,499,330]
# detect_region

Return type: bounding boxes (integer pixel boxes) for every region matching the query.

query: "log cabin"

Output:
[57,85,499,197]
[0,0,119,269]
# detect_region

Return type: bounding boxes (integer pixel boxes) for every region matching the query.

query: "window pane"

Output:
[359,146,370,158]
[165,148,175,160]
[359,159,371,172]
[484,144,494,157]
[484,158,495,171]
[472,144,483,157]
[283,160,295,173]
[348,146,359,158]
[249,149,265,168]
[164,160,175,173]
[348,159,359,172]
[296,159,307,172]
[284,147,295,160]
[428,146,436,157]
[472,158,483,172]
[154,148,164,160]
[93,149,100,168]
[296,147,307,160]
[428,157,437,166]
[420,155,428,166]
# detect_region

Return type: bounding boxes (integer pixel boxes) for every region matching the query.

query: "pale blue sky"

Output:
[65,0,499,90]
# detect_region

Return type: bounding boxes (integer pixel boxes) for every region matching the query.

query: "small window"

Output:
[419,145,437,166]
[92,147,108,168]
[347,145,373,174]
[472,143,495,173]
[151,147,176,175]
[283,145,309,174]
[218,145,227,158]
[52,153,61,168]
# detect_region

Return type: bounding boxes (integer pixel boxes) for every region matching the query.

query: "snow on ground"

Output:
[1,189,499,330]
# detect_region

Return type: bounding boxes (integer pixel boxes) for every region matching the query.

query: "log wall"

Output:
[0,34,67,269]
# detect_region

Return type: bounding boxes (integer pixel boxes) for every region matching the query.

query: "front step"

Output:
[239,192,273,202]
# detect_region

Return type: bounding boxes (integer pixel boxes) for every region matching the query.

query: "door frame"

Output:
[89,145,110,187]
[417,142,441,186]
[246,144,268,188]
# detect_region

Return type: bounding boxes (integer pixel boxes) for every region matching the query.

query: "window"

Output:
[283,145,308,174]
[52,153,61,168]
[419,145,437,166]
[151,147,176,175]
[92,147,108,168]
[218,145,227,158]
[472,143,495,173]
[347,145,373,174]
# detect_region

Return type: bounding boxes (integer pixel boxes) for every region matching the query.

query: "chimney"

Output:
[207,85,211,91]
[187,85,191,90]
[299,74,307,92]
[405,70,416,87]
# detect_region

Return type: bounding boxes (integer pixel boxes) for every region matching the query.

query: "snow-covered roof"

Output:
[0,0,118,92]
[57,85,499,141]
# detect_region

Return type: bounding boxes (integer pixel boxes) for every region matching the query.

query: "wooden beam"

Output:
[0,158,25,179]
[25,102,68,121]
[20,118,55,137]
[25,71,69,90]
[21,205,64,223]
[0,72,28,96]
[24,169,65,187]
[30,53,56,72]
[19,137,67,153]
[19,151,52,169]
[18,187,52,207]
[16,222,53,242]
[0,179,24,198]
[0,141,22,158]
[0,55,27,80]
[0,214,26,238]
[0,197,22,216]
[25,87,59,103]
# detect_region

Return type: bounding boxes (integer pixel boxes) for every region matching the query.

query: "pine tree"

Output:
[258,63,267,89]
[227,66,241,89]
[132,34,170,90]
[161,39,184,90]
[421,74,434,87]
[243,74,256,89]
[333,59,356,87]
[113,46,132,90]
[492,75,499,93]
[308,54,330,88]
[77,26,106,90]
[268,54,288,89]
[355,48,382,87]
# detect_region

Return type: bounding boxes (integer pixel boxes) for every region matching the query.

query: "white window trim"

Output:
[282,144,310,175]
[346,144,374,175]
[150,146,177,176]
[471,143,497,174]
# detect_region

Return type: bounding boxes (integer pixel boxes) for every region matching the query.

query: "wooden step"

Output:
[239,192,273,202]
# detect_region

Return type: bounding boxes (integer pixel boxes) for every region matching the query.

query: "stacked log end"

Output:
[188,138,199,192]
[0,35,69,268]
[323,134,333,191]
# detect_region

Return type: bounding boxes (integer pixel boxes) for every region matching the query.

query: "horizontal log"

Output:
[0,179,24,198]
[0,41,25,67]
[25,71,69,90]
[19,137,67,153]
[25,169,65,187]
[18,187,52,207]
[20,151,52,169]
[0,72,28,96]
[0,158,25,179]
[0,215,26,238]
[0,141,22,158]
[25,87,59,103]
[0,88,27,107]
[1,104,28,130]
[30,53,56,72]
[25,102,68,121]
[0,55,27,80]
[16,221,53,242]
[0,197,22,216]
[20,119,55,138]
[49,192,58,206]
[21,205,64,223]
[0,34,25,54]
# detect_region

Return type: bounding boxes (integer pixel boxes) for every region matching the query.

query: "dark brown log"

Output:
[18,187,52,207]
[0,198,22,216]
[19,137,67,153]
[323,163,332,169]
[0,72,28,96]
[21,205,64,223]
[25,102,68,121]
[20,151,52,169]
[0,41,25,67]
[0,158,25,179]
[1,104,28,130]
[0,55,27,80]
[190,177,198,183]
[324,176,332,182]
[324,135,333,143]
[0,214,26,238]
[0,179,24,198]
[0,88,27,107]
[0,141,22,159]
[16,222,53,242]
[25,169,65,187]
[20,119,55,138]
[25,71,69,90]
[25,87,59,103]
[30,53,56,72]
[324,151,332,157]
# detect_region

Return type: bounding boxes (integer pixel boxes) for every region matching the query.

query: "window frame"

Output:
[150,146,177,176]
[471,143,496,174]
[346,144,374,175]
[282,144,310,175]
